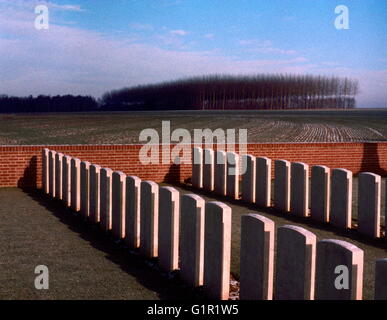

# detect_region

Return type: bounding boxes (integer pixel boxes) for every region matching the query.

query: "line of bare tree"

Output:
[101,74,359,110]
[0,95,98,113]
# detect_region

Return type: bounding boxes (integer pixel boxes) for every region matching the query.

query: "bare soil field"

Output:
[0,109,386,145]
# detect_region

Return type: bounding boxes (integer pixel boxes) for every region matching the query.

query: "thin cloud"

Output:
[203,33,215,39]
[0,0,84,12]
[239,39,297,55]
[170,29,188,36]
[49,3,83,12]
[321,61,340,67]
[129,23,154,31]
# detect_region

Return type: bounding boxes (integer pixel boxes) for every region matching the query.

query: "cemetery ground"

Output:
[1,109,386,300]
[0,109,387,145]
[0,187,197,300]
[0,177,385,300]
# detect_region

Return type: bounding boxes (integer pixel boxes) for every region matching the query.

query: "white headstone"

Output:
[70,158,81,212]
[140,181,159,258]
[125,175,141,249]
[275,225,316,300]
[290,162,309,217]
[42,148,49,194]
[203,148,215,191]
[241,155,256,203]
[330,169,353,229]
[204,201,232,300]
[48,150,56,197]
[358,172,381,238]
[112,171,126,239]
[274,160,290,213]
[315,239,363,300]
[158,186,180,272]
[311,165,330,223]
[89,164,101,223]
[256,157,271,207]
[180,194,205,287]
[80,161,91,219]
[192,147,203,189]
[62,155,71,207]
[240,214,274,300]
[226,152,239,199]
[55,153,64,200]
[214,150,227,196]
[100,168,113,232]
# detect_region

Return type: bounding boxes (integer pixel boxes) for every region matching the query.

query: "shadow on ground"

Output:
[21,188,206,301]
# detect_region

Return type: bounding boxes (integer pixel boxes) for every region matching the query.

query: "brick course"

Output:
[0,142,386,188]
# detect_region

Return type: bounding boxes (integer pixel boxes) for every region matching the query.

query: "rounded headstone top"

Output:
[182,193,204,202]
[243,213,273,223]
[318,239,363,254]
[279,224,317,241]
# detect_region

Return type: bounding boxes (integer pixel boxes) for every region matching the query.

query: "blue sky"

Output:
[0,0,386,107]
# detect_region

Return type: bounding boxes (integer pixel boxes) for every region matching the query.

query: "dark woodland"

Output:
[0,95,97,113]
[0,74,359,112]
[101,74,359,111]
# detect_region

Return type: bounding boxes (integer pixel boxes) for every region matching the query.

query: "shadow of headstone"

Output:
[360,143,387,176]
[17,155,38,189]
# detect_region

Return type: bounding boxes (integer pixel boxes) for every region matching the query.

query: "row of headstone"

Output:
[42,148,232,300]
[240,213,387,300]
[42,148,387,300]
[274,161,383,239]
[42,149,387,299]
[192,147,240,200]
[191,147,386,240]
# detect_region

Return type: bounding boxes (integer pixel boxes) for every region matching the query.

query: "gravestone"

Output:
[241,155,256,203]
[192,147,203,189]
[315,239,363,300]
[55,153,64,200]
[275,225,316,300]
[100,168,113,232]
[48,150,56,197]
[70,158,81,212]
[311,165,330,223]
[42,148,49,194]
[358,172,381,238]
[214,150,227,196]
[274,160,290,213]
[374,258,387,300]
[203,148,214,191]
[89,164,101,223]
[330,169,352,229]
[226,152,239,199]
[204,201,232,300]
[290,162,309,217]
[112,171,126,239]
[180,194,205,287]
[240,214,274,300]
[158,186,180,272]
[256,157,271,207]
[125,175,141,249]
[80,161,91,219]
[140,181,159,258]
[62,155,71,207]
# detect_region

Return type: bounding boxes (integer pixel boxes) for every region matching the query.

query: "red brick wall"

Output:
[0,142,386,188]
